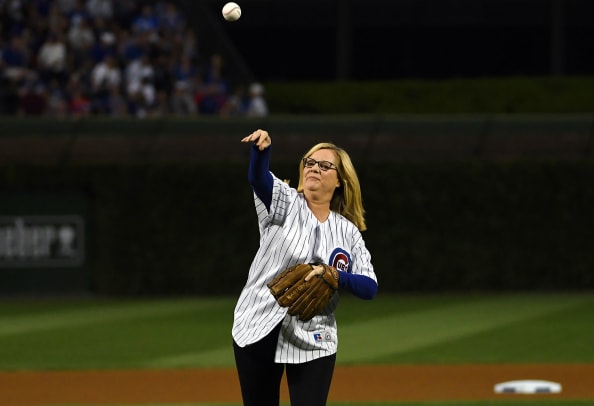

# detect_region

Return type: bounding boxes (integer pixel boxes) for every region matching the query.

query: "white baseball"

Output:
[222,2,241,22]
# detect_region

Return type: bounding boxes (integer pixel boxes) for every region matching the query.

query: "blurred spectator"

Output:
[119,29,147,62]
[157,1,185,35]
[67,80,91,117]
[3,0,28,35]
[170,80,196,116]
[131,4,158,34]
[112,0,137,30]
[26,1,55,39]
[179,26,199,61]
[36,30,68,86]
[203,52,225,84]
[89,14,111,42]
[139,74,158,116]
[152,52,174,100]
[154,89,170,116]
[198,53,230,115]
[126,63,157,118]
[67,15,95,66]
[47,2,70,34]
[29,0,54,18]
[86,0,113,20]
[146,29,168,61]
[68,57,95,95]
[220,84,248,116]
[18,80,47,116]
[90,53,121,113]
[45,77,69,117]
[90,30,116,63]
[171,54,198,85]
[197,73,228,115]
[105,83,128,117]
[56,0,78,14]
[246,82,268,117]
[124,53,153,99]
[66,0,90,26]
[2,34,34,83]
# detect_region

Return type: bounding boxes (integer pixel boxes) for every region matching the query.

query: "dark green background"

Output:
[1,160,592,295]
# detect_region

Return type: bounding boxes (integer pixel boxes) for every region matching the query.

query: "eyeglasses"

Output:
[302,157,338,172]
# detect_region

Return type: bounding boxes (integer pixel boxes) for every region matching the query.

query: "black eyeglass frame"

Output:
[302,157,339,173]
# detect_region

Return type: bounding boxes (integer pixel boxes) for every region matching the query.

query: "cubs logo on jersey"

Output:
[329,248,351,273]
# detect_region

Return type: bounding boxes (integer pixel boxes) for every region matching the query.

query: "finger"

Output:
[241,132,260,143]
[242,130,267,147]
[304,265,323,282]
[241,129,261,142]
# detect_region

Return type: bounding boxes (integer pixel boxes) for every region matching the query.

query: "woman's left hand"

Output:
[304,264,326,282]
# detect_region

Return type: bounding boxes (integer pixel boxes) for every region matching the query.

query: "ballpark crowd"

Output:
[0,0,268,118]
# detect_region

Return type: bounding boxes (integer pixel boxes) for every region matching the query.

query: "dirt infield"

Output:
[2,364,593,405]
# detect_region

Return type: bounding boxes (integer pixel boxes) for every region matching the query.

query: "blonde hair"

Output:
[297,143,367,231]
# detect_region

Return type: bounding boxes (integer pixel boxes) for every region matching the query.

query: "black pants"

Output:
[233,323,336,406]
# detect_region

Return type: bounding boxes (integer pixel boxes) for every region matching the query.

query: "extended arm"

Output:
[242,129,273,211]
[338,271,378,299]
[248,145,273,210]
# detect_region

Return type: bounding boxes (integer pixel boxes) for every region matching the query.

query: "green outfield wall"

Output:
[0,116,593,295]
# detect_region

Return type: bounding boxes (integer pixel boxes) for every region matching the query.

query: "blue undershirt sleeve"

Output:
[338,271,378,300]
[248,144,273,211]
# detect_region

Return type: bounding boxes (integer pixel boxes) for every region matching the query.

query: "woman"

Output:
[232,129,378,406]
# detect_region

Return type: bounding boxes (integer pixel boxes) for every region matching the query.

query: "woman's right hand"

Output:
[241,129,271,151]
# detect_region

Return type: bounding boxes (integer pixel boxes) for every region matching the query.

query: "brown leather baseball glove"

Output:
[267,263,340,321]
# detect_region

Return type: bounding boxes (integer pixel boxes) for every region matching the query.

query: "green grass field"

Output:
[1,292,593,406]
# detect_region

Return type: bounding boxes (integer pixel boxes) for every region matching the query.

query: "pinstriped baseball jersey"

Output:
[232,173,376,364]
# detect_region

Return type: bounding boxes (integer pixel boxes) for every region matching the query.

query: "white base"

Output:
[494,379,562,394]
